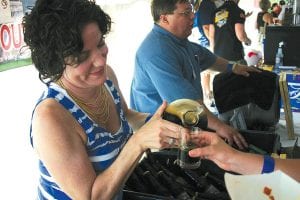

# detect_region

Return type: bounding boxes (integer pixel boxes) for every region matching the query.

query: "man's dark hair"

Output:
[23,0,111,83]
[271,2,278,9]
[151,0,189,23]
[279,0,285,6]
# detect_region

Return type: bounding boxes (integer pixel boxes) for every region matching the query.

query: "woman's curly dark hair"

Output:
[23,0,111,83]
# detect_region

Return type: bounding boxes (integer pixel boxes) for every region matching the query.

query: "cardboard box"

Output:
[279,72,295,139]
[286,72,300,113]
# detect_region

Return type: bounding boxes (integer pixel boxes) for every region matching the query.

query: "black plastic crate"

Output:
[124,130,281,200]
[239,129,281,154]
[124,150,229,200]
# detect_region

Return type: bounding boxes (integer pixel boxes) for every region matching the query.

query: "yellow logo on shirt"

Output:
[215,9,229,28]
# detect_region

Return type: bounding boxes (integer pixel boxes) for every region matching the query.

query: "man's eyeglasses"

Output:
[173,5,195,16]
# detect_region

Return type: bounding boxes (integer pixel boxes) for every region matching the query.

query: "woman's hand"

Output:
[189,131,239,171]
[134,101,183,151]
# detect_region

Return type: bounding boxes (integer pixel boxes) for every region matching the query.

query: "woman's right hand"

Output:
[134,101,183,151]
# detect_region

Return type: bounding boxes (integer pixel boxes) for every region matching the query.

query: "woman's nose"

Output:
[93,56,106,68]
[92,48,108,67]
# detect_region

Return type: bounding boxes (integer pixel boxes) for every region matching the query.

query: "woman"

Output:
[257,0,274,31]
[271,2,281,18]
[23,0,182,199]
[189,132,300,182]
[256,0,274,49]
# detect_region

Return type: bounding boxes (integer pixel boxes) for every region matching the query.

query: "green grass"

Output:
[0,58,32,72]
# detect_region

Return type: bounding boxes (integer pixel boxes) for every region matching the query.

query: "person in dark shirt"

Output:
[257,0,273,30]
[256,0,274,48]
[190,0,210,48]
[209,0,251,64]
[197,0,222,106]
[271,2,281,18]
[198,0,219,47]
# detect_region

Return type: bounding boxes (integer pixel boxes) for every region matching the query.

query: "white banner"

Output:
[0,0,35,68]
[0,0,12,24]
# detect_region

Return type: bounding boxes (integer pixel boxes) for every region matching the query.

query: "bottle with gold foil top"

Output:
[162,99,207,129]
[162,99,208,169]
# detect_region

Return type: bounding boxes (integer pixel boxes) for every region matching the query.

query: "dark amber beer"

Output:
[162,99,207,169]
[178,127,202,169]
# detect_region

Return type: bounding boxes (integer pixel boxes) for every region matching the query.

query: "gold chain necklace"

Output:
[57,79,110,125]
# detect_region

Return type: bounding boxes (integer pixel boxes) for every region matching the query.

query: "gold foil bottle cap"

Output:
[183,111,199,127]
[164,99,207,128]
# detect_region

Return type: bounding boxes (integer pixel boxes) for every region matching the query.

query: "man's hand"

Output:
[244,38,251,46]
[204,104,248,149]
[233,64,261,77]
[215,123,248,149]
[245,11,253,18]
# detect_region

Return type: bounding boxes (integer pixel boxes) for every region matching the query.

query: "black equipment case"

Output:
[123,130,280,200]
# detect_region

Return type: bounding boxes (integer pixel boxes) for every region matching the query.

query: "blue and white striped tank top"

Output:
[30,80,133,199]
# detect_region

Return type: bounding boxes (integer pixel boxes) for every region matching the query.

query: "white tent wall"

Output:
[99,0,152,103]
[239,0,261,52]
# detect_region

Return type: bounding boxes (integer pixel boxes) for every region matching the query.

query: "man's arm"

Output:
[198,0,216,47]
[208,56,260,76]
[208,24,215,52]
[235,23,251,45]
[202,24,210,39]
[207,56,227,71]
[263,13,274,25]
[194,98,247,149]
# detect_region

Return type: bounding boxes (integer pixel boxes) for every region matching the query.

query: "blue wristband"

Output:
[227,63,234,72]
[261,155,275,174]
[145,114,153,123]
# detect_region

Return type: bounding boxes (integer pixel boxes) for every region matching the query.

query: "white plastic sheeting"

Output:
[97,0,153,103]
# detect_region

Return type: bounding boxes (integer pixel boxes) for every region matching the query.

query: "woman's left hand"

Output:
[134,101,183,151]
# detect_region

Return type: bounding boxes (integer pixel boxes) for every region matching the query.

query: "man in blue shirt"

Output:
[130,0,258,149]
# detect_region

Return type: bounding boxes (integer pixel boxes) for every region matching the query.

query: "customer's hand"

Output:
[215,124,247,149]
[189,131,239,171]
[134,101,183,151]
